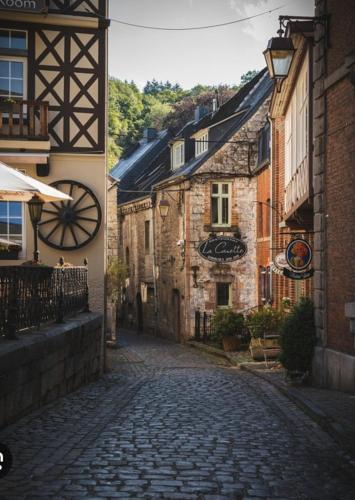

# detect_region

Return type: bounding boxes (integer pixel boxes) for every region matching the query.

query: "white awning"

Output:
[0,161,72,202]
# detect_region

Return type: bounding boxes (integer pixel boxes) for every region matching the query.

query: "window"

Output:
[259,266,271,304]
[0,58,26,100]
[0,30,27,103]
[195,130,209,157]
[0,30,27,51]
[144,220,150,253]
[211,182,231,226]
[216,283,231,307]
[257,122,270,167]
[285,53,309,185]
[0,201,23,247]
[171,141,184,170]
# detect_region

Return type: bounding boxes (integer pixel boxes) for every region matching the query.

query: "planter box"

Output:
[0,250,20,260]
[250,337,280,360]
[0,102,20,113]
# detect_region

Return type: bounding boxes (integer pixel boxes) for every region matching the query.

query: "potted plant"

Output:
[0,240,21,260]
[0,97,18,113]
[247,307,284,360]
[279,297,316,385]
[212,308,245,352]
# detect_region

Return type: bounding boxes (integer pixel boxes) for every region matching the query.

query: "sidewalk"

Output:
[188,340,355,461]
[242,364,355,461]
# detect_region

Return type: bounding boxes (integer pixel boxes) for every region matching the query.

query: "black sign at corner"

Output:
[283,268,314,280]
[0,0,46,13]
[197,236,247,263]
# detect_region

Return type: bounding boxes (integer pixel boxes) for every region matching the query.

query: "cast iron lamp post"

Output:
[28,195,44,262]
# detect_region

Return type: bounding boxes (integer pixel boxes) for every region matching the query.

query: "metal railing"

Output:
[194,306,260,345]
[0,261,89,339]
[0,100,49,140]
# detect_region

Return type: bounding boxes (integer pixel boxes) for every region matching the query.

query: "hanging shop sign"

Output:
[0,0,46,13]
[197,236,247,263]
[274,252,292,271]
[283,268,314,280]
[283,238,313,280]
[285,238,312,271]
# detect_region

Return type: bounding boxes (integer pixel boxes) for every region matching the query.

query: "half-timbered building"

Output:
[0,0,108,311]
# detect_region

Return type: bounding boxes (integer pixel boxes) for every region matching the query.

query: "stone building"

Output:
[0,1,109,312]
[110,70,272,341]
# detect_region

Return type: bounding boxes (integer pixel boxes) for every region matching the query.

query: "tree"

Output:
[240,70,259,86]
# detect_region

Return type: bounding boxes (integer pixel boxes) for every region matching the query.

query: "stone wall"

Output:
[0,313,102,429]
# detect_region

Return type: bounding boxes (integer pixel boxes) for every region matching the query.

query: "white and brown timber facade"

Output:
[0,0,109,312]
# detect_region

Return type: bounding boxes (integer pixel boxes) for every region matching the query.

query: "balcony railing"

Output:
[0,262,89,339]
[284,157,309,216]
[0,100,49,140]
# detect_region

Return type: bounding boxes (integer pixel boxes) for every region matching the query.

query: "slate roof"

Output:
[110,129,173,204]
[111,68,272,206]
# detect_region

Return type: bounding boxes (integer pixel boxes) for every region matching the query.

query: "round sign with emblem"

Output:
[285,239,312,271]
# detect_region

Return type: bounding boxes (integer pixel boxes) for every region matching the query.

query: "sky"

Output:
[108,0,314,90]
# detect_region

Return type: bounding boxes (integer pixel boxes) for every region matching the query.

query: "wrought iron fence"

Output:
[194,307,258,346]
[0,262,89,339]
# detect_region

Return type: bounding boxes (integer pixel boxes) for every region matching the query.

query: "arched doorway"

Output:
[136,292,143,333]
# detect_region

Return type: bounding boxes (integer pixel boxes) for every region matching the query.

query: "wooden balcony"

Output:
[284,157,310,217]
[0,100,49,141]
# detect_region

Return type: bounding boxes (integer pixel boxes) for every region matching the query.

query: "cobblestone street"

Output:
[1,330,355,499]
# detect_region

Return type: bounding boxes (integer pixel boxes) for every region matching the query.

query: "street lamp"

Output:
[28,195,44,262]
[158,198,170,220]
[263,35,295,91]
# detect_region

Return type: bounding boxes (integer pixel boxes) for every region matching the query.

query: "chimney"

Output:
[194,106,208,123]
[143,128,158,143]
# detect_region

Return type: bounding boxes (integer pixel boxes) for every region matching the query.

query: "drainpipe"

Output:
[151,189,159,336]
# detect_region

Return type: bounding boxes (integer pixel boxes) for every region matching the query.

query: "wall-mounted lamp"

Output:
[191,265,199,288]
[263,35,295,92]
[264,15,327,93]
[158,198,170,220]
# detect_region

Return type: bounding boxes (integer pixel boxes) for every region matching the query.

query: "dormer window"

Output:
[195,130,209,157]
[171,140,184,170]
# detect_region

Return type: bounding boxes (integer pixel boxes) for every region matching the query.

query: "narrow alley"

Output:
[1,331,355,499]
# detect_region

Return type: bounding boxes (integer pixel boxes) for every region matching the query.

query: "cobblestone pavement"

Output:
[1,330,355,499]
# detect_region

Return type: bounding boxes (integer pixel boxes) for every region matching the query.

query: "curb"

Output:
[240,364,355,460]
[187,340,239,366]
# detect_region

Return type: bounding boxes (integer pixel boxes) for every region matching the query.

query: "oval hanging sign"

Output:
[285,238,312,271]
[197,236,247,263]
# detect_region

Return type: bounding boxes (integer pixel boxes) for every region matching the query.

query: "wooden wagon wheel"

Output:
[38,180,102,251]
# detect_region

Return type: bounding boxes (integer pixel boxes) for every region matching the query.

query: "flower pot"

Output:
[249,337,280,360]
[222,336,241,352]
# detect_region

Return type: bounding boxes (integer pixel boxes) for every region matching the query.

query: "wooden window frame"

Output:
[195,130,209,157]
[211,181,232,227]
[216,282,232,308]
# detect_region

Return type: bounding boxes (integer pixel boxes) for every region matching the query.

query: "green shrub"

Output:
[247,307,284,339]
[212,309,245,344]
[279,297,316,373]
